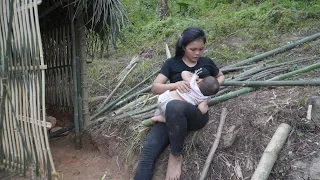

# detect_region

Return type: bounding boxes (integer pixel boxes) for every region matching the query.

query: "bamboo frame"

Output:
[0,0,56,178]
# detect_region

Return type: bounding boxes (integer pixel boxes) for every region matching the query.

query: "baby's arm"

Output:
[198,100,209,114]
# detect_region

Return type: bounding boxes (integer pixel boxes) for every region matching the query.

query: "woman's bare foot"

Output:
[165,153,182,180]
[151,115,166,123]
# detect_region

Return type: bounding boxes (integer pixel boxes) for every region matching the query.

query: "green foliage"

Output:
[114,0,319,62]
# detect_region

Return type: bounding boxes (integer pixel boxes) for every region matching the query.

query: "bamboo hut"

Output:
[0,0,127,178]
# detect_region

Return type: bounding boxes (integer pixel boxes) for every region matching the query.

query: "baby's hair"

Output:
[199,76,220,96]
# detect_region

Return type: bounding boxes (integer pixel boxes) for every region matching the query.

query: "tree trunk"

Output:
[158,0,169,20]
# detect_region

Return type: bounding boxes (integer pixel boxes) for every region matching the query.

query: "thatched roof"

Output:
[39,0,127,42]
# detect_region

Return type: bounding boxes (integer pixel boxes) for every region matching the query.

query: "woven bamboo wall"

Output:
[0,0,56,178]
[42,25,74,111]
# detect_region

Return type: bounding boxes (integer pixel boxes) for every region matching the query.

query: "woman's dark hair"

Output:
[175,27,207,57]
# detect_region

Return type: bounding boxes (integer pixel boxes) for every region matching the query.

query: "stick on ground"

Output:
[199,107,227,180]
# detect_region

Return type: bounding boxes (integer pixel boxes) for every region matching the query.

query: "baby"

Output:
[142,67,220,126]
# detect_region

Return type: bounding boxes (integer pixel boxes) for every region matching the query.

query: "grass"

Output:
[87,0,320,110]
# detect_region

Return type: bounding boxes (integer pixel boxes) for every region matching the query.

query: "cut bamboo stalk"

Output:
[78,14,90,128]
[107,71,158,110]
[98,63,138,111]
[114,55,140,82]
[307,105,312,120]
[90,85,152,120]
[224,33,320,68]
[208,62,320,106]
[76,28,84,132]
[221,64,257,73]
[200,108,227,180]
[112,94,149,116]
[251,123,292,180]
[165,44,171,58]
[223,80,320,87]
[71,6,82,150]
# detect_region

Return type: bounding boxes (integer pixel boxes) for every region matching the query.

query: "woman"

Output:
[134,27,225,180]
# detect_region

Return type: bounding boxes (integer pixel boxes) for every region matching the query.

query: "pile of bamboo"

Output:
[90,33,320,125]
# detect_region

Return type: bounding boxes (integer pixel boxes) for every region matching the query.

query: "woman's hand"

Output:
[174,81,190,93]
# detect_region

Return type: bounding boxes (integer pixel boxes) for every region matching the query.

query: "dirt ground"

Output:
[87,85,320,180]
[48,132,131,180]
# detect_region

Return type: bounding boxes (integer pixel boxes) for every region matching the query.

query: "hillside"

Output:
[86,1,320,180]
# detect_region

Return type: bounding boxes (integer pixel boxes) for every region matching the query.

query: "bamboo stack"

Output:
[0,0,56,178]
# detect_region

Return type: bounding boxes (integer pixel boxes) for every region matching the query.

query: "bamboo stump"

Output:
[308,96,320,127]
[251,123,292,180]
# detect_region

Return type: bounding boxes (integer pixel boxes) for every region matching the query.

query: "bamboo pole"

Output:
[224,33,320,68]
[165,44,171,58]
[251,123,292,180]
[71,6,82,150]
[106,71,158,110]
[90,84,152,120]
[20,0,38,172]
[0,0,15,171]
[223,80,320,87]
[221,64,257,73]
[112,94,149,116]
[200,108,227,180]
[75,24,84,132]
[16,0,34,173]
[10,2,23,172]
[33,0,57,176]
[98,63,138,111]
[30,1,48,174]
[208,62,320,106]
[78,14,90,128]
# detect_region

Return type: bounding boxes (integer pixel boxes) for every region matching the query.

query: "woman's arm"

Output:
[215,71,225,85]
[151,73,190,94]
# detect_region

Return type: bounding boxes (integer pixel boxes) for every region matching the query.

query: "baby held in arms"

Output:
[143,67,220,125]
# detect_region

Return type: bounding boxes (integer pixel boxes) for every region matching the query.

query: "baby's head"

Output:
[198,76,220,96]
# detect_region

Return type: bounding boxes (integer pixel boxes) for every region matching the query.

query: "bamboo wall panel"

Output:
[0,0,56,178]
[42,25,74,111]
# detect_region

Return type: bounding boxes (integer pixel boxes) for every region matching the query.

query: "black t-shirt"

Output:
[160,56,220,83]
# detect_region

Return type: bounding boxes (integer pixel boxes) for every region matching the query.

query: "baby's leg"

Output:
[151,115,166,123]
[141,109,165,126]
[198,101,209,114]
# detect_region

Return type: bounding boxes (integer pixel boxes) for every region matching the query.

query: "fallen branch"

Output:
[224,33,320,68]
[251,123,292,180]
[199,107,227,180]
